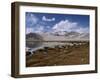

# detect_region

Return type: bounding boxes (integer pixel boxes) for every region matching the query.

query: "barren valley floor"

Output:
[26,42,89,67]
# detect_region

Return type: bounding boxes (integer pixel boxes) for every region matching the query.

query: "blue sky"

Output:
[25,12,89,34]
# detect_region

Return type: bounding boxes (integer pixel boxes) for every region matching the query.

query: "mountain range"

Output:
[26,31,89,41]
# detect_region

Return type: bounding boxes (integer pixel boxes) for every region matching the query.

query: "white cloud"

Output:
[46,26,51,29]
[26,13,38,27]
[26,25,44,34]
[75,27,89,33]
[52,20,89,33]
[42,16,55,21]
[34,25,44,33]
[26,27,34,34]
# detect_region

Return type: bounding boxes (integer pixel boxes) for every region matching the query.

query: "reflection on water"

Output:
[26,41,88,53]
[26,41,43,48]
[26,42,66,52]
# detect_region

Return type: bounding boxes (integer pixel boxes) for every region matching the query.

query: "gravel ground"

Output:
[26,42,89,67]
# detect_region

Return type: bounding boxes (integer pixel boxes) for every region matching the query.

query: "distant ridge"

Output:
[26,33,43,48]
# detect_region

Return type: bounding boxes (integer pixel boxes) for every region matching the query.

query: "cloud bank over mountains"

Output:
[26,19,89,35]
[26,12,89,35]
[52,20,89,34]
